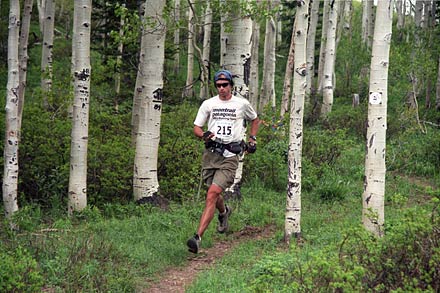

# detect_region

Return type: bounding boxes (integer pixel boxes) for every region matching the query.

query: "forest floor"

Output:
[141,224,277,293]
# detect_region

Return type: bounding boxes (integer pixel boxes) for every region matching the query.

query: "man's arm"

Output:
[249,118,260,141]
[194,125,204,139]
[194,125,215,141]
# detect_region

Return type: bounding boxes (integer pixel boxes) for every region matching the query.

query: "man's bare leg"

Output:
[197,184,224,237]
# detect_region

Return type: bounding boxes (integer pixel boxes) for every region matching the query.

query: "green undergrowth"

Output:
[187,187,439,293]
[0,181,284,292]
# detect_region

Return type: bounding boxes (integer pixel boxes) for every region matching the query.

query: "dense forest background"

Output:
[0,0,440,291]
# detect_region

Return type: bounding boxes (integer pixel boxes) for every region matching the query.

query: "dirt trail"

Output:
[141,225,276,293]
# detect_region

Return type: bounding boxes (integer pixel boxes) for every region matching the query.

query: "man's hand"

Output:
[202,131,215,142]
[246,142,256,153]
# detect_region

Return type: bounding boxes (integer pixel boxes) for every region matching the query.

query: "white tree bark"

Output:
[259,13,277,112]
[41,0,54,97]
[321,0,339,117]
[199,1,212,100]
[414,0,423,27]
[305,0,320,100]
[132,0,166,201]
[362,0,374,48]
[222,0,252,196]
[280,19,296,119]
[249,18,260,111]
[396,0,405,30]
[3,0,20,219]
[18,0,33,132]
[173,0,181,75]
[183,0,195,98]
[317,0,329,94]
[36,0,45,34]
[435,57,440,111]
[363,0,394,237]
[68,0,92,214]
[115,4,125,97]
[285,0,309,243]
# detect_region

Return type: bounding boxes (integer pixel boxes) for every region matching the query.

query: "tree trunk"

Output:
[249,18,260,111]
[305,0,320,103]
[280,18,296,119]
[68,0,92,215]
[36,0,45,34]
[321,0,339,117]
[173,0,180,75]
[199,1,212,100]
[363,0,394,237]
[362,0,374,48]
[222,0,252,198]
[414,0,423,28]
[367,0,375,48]
[284,0,309,244]
[18,0,33,132]
[183,0,195,98]
[396,0,405,30]
[436,57,440,111]
[115,4,125,99]
[132,0,166,201]
[317,0,329,95]
[41,0,54,105]
[259,13,277,112]
[3,0,20,219]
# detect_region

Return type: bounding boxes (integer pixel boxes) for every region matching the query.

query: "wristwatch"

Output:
[249,135,257,141]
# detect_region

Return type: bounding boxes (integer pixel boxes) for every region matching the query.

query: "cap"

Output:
[214,70,233,83]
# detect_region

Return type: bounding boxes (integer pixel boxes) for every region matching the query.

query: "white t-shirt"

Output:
[194,95,257,155]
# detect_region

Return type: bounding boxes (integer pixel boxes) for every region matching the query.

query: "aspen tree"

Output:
[321,0,339,116]
[414,0,423,28]
[199,1,212,100]
[36,0,45,34]
[305,0,320,100]
[115,3,125,98]
[280,17,296,119]
[249,17,260,111]
[367,0,375,48]
[285,0,309,243]
[68,0,92,214]
[3,0,20,219]
[221,0,252,197]
[41,0,54,99]
[18,0,33,132]
[259,1,278,112]
[435,57,440,111]
[183,0,195,98]
[396,0,405,30]
[317,0,329,94]
[132,0,166,201]
[363,0,394,237]
[173,0,181,75]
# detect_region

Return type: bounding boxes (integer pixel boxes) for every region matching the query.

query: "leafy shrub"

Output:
[18,105,71,208]
[158,102,202,200]
[314,168,351,202]
[303,127,356,167]
[249,248,365,292]
[88,109,134,204]
[244,134,288,192]
[325,103,367,139]
[340,204,440,292]
[388,127,440,177]
[248,201,440,292]
[0,246,44,292]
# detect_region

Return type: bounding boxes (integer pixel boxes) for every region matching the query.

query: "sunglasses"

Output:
[215,82,230,88]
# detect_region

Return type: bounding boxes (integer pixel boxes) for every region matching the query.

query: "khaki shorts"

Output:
[202,150,239,190]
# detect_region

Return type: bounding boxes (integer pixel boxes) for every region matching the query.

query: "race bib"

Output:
[214,120,234,139]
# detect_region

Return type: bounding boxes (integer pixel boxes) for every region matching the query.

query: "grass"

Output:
[1,130,438,291]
